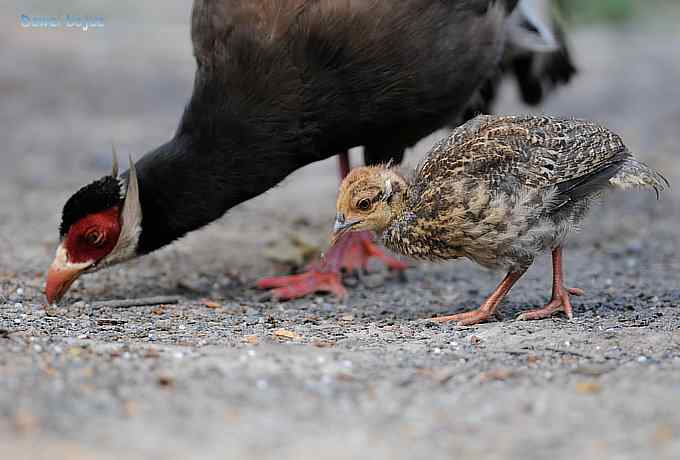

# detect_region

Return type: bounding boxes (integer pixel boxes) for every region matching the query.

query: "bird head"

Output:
[331,166,407,246]
[44,150,142,304]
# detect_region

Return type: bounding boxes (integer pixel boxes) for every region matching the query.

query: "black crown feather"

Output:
[59,176,123,238]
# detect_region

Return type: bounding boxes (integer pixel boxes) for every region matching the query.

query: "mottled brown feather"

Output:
[336,115,667,272]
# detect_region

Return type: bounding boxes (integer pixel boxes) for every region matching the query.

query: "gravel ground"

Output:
[1,4,680,460]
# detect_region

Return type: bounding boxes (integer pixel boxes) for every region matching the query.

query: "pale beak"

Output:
[44,244,92,304]
[330,213,361,246]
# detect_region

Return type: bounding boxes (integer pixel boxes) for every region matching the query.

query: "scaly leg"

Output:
[431,271,525,326]
[256,152,407,301]
[516,246,584,321]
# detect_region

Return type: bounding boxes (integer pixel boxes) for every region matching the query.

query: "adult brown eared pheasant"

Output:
[45,0,576,303]
[332,115,668,325]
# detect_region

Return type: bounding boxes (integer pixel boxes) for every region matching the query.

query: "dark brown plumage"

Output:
[333,115,668,325]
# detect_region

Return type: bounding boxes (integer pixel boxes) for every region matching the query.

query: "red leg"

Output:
[256,152,407,301]
[431,271,524,326]
[516,246,584,321]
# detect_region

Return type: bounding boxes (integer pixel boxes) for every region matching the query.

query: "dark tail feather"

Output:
[506,0,577,105]
[459,0,576,124]
[609,158,670,200]
[553,161,624,208]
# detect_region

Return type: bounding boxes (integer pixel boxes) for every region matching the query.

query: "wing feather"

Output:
[414,115,629,196]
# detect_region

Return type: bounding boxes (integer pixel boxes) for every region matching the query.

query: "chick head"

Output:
[332,166,407,245]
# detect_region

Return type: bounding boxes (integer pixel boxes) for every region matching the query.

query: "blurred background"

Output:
[1,2,680,460]
[1,0,679,272]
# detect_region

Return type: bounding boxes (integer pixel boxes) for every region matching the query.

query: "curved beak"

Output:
[44,244,91,304]
[330,213,361,247]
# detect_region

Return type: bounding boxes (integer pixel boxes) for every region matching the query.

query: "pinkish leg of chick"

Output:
[430,271,524,326]
[256,152,407,301]
[516,247,584,320]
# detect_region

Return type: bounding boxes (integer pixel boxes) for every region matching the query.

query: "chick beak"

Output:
[330,213,361,246]
[44,244,91,304]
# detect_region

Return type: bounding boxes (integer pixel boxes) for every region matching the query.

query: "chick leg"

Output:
[516,247,585,321]
[256,152,406,301]
[431,271,524,326]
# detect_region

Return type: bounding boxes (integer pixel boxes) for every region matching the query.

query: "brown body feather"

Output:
[336,115,668,272]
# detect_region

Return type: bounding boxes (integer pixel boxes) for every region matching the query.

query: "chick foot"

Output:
[430,271,524,326]
[516,247,584,320]
[256,231,406,300]
[516,286,584,321]
[430,308,501,326]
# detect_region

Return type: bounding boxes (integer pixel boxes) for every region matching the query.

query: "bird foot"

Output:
[430,308,501,326]
[321,230,408,273]
[256,271,347,300]
[256,231,406,300]
[516,286,584,321]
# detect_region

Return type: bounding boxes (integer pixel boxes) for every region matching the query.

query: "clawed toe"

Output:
[567,287,585,296]
[257,231,406,300]
[516,284,582,321]
[430,309,495,326]
[256,271,346,300]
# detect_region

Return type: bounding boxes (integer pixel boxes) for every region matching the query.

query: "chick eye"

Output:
[84,229,105,247]
[357,198,371,211]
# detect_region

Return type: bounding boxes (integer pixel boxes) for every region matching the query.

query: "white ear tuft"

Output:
[96,155,143,269]
[111,144,119,177]
[120,155,142,237]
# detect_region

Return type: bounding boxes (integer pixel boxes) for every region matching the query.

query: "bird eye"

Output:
[84,229,105,247]
[357,198,371,211]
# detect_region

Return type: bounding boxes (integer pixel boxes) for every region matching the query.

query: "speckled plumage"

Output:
[380,115,667,271]
[333,115,667,324]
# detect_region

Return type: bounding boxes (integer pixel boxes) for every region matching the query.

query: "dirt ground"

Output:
[1,4,679,460]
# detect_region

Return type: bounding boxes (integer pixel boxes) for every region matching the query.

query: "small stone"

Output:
[361,273,385,289]
[273,329,300,340]
[158,375,175,388]
[575,382,602,394]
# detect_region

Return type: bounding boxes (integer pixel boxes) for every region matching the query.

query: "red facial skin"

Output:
[44,206,121,303]
[63,206,121,264]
